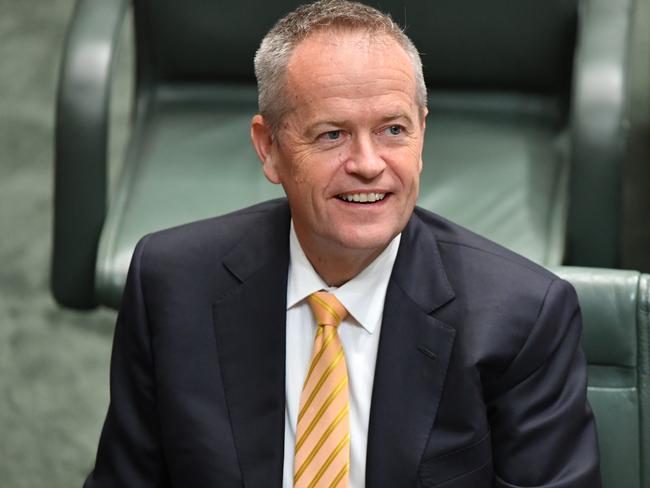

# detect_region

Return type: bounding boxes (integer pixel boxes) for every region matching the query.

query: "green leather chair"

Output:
[52,0,633,309]
[554,267,650,488]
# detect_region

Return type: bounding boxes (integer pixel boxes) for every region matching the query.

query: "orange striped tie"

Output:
[294,291,350,488]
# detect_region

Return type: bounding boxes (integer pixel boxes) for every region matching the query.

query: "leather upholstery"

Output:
[134,0,577,89]
[53,0,128,308]
[553,267,650,488]
[53,0,632,309]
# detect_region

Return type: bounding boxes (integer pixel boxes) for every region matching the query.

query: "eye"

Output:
[385,125,403,136]
[324,130,341,140]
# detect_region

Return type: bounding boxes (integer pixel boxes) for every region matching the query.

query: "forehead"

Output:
[284,29,417,107]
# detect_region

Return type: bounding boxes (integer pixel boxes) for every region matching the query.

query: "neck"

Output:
[296,234,388,287]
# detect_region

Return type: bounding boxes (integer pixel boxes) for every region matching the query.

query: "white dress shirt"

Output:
[282,221,401,488]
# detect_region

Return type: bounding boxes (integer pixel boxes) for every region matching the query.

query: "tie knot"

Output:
[307,291,348,328]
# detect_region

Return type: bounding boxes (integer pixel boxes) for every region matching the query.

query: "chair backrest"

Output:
[554,267,650,488]
[132,0,578,94]
[54,0,630,309]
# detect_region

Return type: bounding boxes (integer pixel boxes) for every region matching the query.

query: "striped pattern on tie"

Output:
[294,291,350,488]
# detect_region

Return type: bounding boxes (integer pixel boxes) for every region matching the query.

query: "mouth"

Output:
[336,192,387,204]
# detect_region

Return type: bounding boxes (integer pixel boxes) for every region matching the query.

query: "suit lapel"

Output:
[212,205,290,488]
[366,212,457,487]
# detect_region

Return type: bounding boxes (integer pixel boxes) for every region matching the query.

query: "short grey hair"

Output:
[254,0,428,134]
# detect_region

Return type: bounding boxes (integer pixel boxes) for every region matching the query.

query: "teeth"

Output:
[338,193,386,203]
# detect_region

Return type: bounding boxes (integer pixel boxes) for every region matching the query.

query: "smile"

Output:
[336,192,386,203]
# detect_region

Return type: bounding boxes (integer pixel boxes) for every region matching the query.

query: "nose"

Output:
[344,134,386,179]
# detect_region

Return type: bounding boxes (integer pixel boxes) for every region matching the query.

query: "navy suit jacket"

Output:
[84,199,601,487]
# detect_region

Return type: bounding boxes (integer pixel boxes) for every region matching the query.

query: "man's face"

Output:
[254,30,426,259]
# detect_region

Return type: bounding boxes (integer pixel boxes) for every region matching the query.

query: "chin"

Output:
[331,226,399,252]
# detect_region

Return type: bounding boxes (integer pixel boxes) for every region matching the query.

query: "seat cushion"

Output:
[98,87,570,307]
[419,99,569,264]
[96,85,284,307]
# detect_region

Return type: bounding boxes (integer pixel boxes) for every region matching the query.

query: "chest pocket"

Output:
[418,430,492,487]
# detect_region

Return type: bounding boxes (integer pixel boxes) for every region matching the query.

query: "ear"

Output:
[251,114,281,184]
[418,107,428,173]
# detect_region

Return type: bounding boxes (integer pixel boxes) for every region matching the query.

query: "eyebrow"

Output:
[304,120,348,138]
[305,112,414,137]
[377,113,416,130]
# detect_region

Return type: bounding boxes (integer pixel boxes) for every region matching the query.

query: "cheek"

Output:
[390,149,422,183]
[296,154,338,191]
[405,144,424,178]
[285,149,317,185]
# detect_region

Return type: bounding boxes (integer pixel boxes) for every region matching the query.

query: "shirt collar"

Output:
[287,220,401,334]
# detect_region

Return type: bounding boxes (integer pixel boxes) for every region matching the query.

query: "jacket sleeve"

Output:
[84,235,170,487]
[487,278,602,488]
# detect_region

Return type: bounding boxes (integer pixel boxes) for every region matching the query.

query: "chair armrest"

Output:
[640,273,650,488]
[552,266,650,486]
[551,265,639,362]
[52,0,128,309]
[568,0,633,267]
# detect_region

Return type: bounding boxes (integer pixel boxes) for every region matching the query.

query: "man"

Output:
[84,1,601,487]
